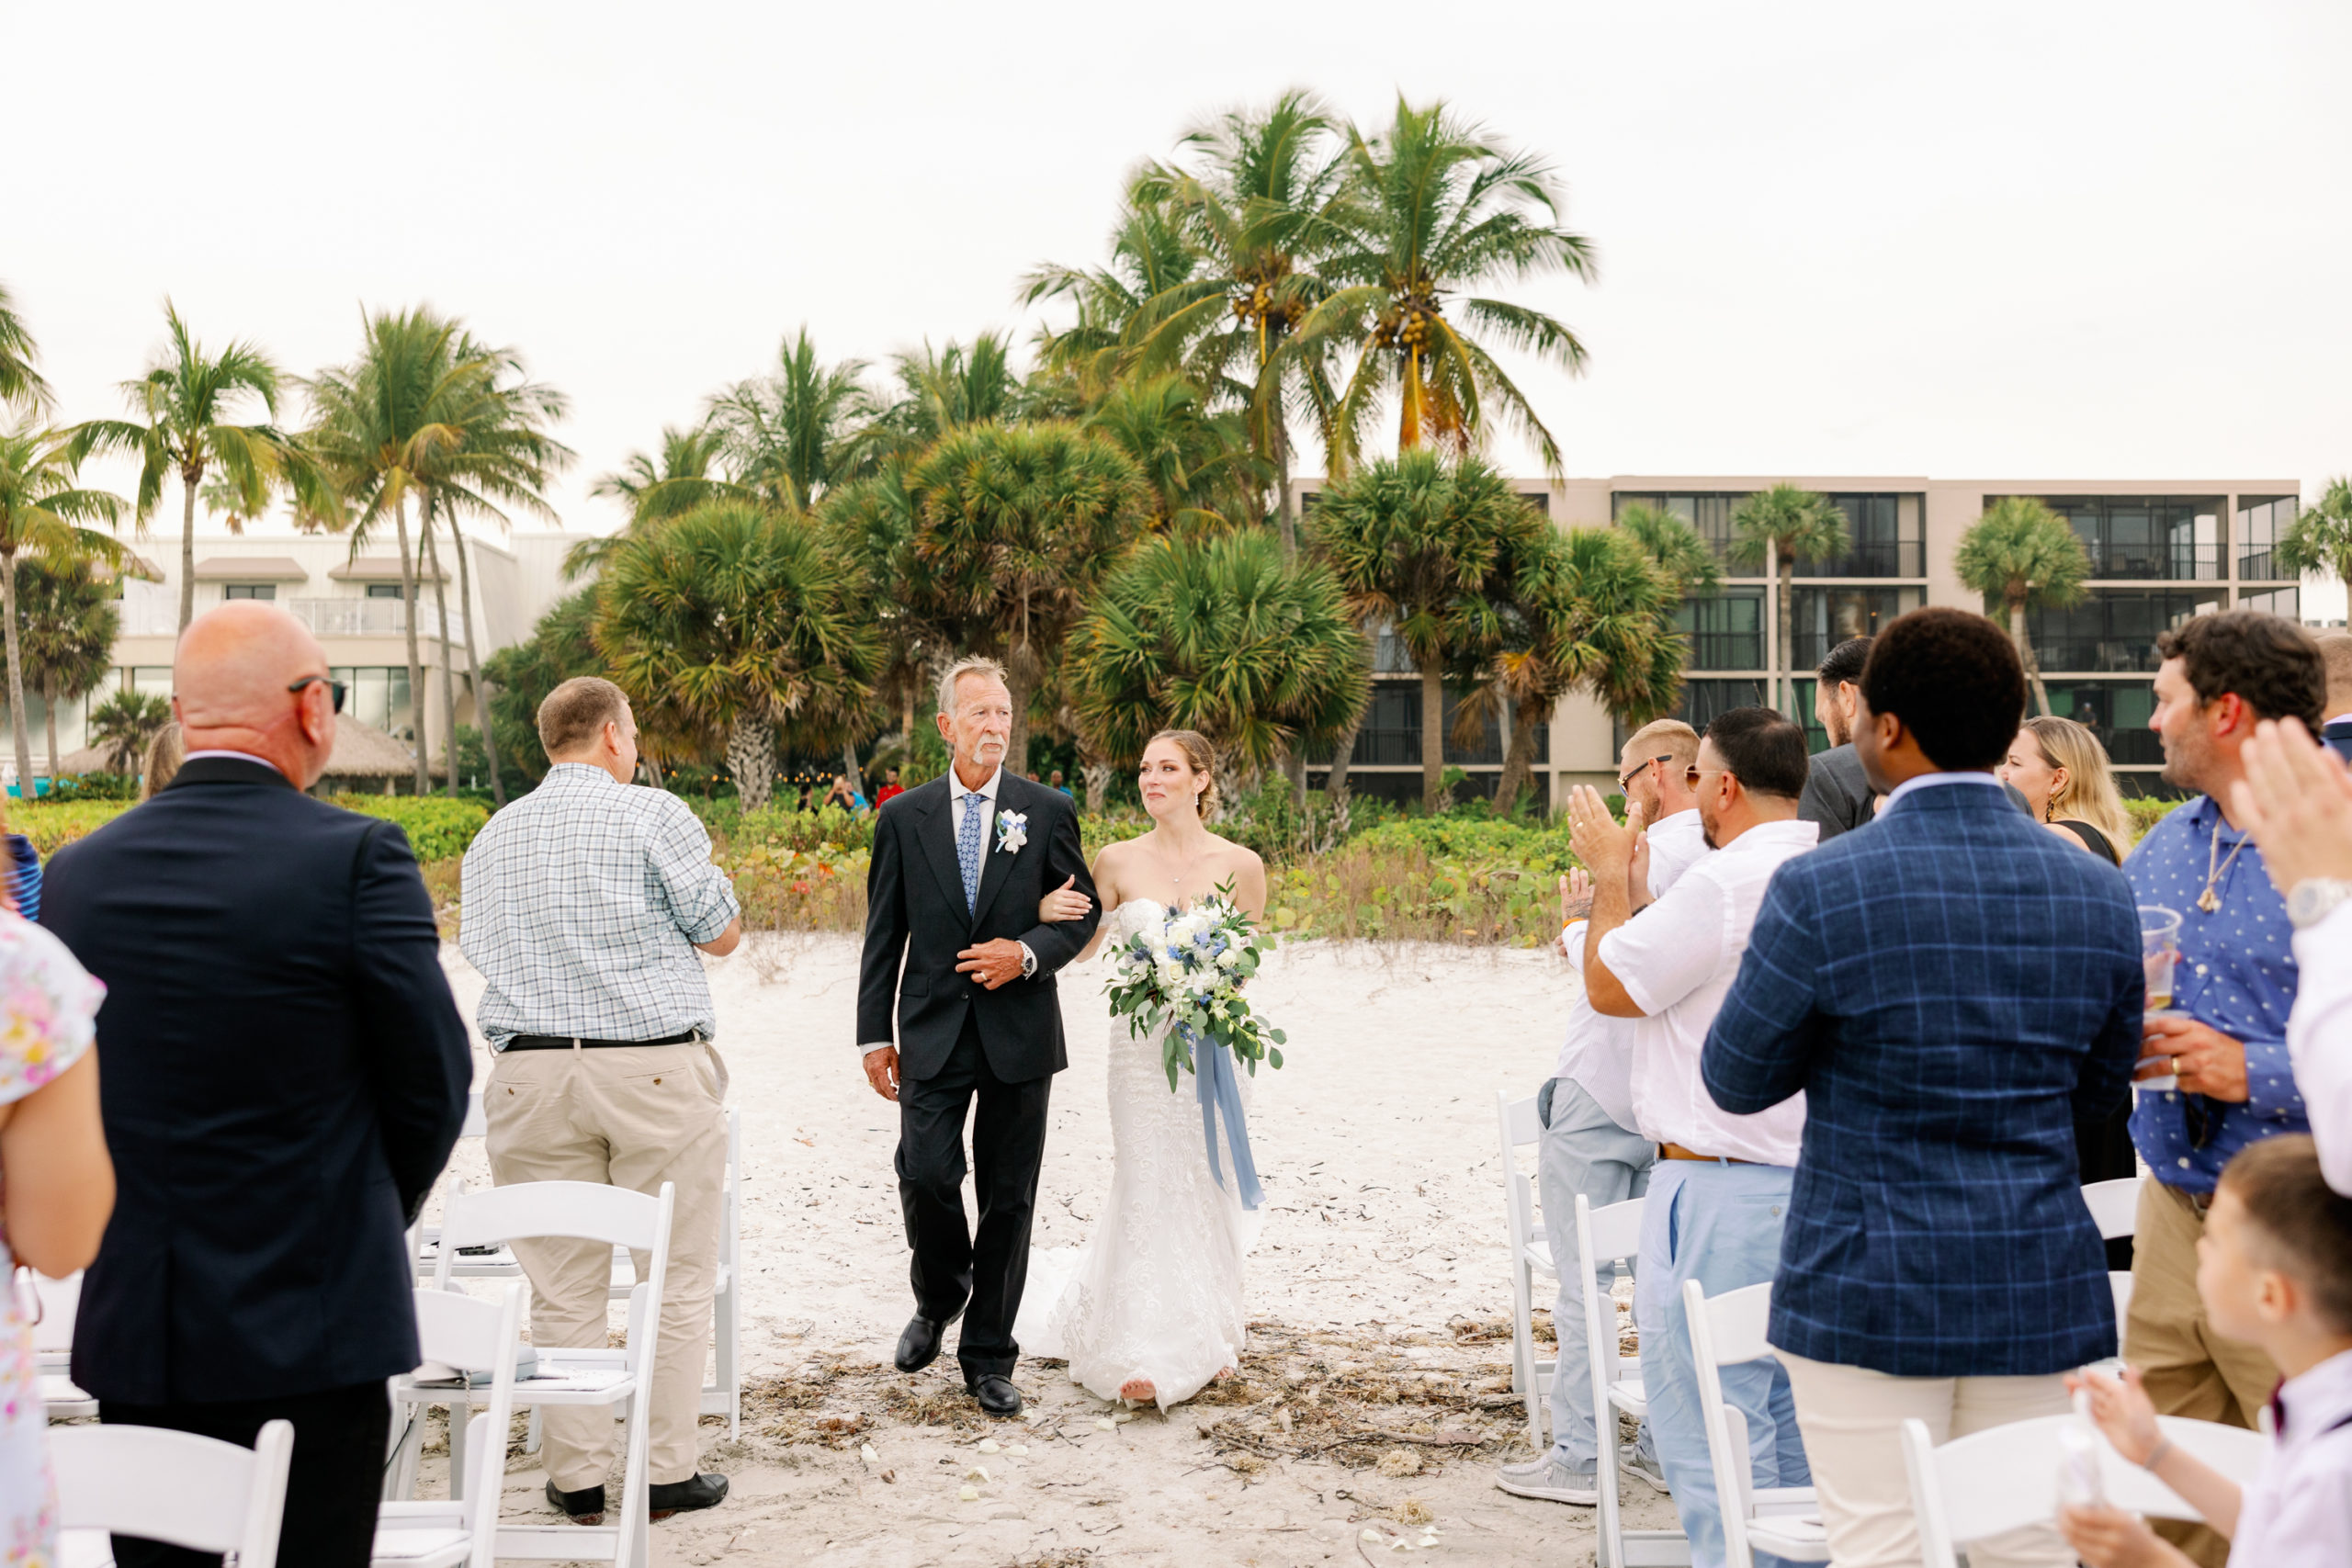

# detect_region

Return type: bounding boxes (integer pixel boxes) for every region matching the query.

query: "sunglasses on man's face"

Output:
[287,674,347,714]
[1618,754,1671,792]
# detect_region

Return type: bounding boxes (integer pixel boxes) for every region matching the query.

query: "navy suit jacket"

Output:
[42,758,471,1404]
[1701,780,2142,1377]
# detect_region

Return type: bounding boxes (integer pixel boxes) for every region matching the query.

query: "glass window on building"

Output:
[1805,494,1925,579]
[221,583,275,601]
[366,583,407,600]
[1791,678,1833,755]
[2235,496,2297,581]
[1676,589,1765,671]
[332,665,414,739]
[2239,586,2300,622]
[1614,492,1747,562]
[1668,677,1771,735]
[1789,586,1924,672]
[1369,620,1416,675]
[1306,683,1419,768]
[2030,496,2222,582]
[130,667,173,700]
[1519,491,1551,516]
[2043,681,2161,767]
[1440,689,1503,766]
[2027,589,2222,674]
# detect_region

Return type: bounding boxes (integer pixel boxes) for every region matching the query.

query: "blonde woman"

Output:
[1018,729,1270,1411]
[138,721,184,803]
[1998,716,2134,866]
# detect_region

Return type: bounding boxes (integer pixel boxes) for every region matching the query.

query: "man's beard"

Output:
[1700,804,1721,851]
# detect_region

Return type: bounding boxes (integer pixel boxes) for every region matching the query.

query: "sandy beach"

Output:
[431,932,1681,1565]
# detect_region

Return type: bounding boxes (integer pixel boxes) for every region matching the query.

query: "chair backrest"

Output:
[28,1269,79,1356]
[1580,1192,1646,1267]
[2081,1179,2140,1241]
[436,1179,669,1266]
[1684,1279,1780,1567]
[2109,1270,2134,1326]
[412,1281,523,1566]
[460,1087,487,1140]
[1497,1091,1543,1149]
[52,1419,293,1564]
[1496,1092,1544,1265]
[1573,1194,1646,1389]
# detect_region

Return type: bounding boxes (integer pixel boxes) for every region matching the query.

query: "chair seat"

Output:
[1523,1238,1554,1274]
[1748,1513,1830,1561]
[370,1524,475,1566]
[42,1372,96,1419]
[60,1530,111,1568]
[400,1362,634,1409]
[1608,1378,1648,1419]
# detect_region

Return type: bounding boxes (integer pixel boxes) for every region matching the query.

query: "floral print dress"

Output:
[0,914,103,1566]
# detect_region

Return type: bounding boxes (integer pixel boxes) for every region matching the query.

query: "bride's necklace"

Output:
[1146,829,1216,897]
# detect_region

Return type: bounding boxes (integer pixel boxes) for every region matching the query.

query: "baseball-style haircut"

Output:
[537,676,631,760]
[2312,631,2352,715]
[1860,608,2024,770]
[1623,717,1701,773]
[1702,706,1810,800]
[2154,611,2325,728]
[1815,636,1874,688]
[936,655,1011,716]
[2220,1135,2352,1335]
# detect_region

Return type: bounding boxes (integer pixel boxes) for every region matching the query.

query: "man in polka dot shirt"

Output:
[2123,608,2328,1568]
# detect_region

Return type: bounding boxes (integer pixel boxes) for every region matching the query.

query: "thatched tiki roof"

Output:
[54,716,435,782]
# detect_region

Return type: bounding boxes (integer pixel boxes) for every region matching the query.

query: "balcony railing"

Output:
[2086,545,2221,582]
[2032,637,2164,673]
[116,597,455,640]
[1684,631,1763,671]
[2238,549,2278,581]
[1797,540,1925,579]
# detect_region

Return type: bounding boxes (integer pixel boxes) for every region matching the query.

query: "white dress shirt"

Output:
[1601,817,1820,1164]
[2228,1347,2352,1568]
[2290,899,2352,1195]
[1555,808,1710,1128]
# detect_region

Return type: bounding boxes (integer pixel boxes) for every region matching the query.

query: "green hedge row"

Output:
[9,793,492,863]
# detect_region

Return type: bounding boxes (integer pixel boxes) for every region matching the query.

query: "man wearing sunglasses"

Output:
[41,601,471,1568]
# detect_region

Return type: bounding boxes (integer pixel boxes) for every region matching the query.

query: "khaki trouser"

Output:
[485,1042,727,1491]
[2125,1178,2280,1568]
[1780,1351,2075,1568]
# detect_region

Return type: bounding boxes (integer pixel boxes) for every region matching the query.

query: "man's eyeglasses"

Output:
[1688,765,1728,790]
[1618,754,1672,792]
[288,675,347,714]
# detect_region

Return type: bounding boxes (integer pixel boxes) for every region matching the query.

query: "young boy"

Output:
[2061,1134,2352,1567]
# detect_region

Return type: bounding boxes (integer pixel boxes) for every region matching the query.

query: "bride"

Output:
[1012,728,1270,1410]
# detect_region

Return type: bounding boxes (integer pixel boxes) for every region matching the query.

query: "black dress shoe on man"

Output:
[967,1373,1023,1417]
[649,1472,729,1518]
[895,1310,957,1373]
[546,1479,605,1524]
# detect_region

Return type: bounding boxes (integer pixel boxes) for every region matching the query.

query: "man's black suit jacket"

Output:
[857,772,1100,1083]
[41,758,471,1404]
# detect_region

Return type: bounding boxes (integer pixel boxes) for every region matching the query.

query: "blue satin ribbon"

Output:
[1193,1032,1263,1211]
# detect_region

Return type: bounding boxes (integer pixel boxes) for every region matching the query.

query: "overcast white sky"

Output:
[8,3,2349,606]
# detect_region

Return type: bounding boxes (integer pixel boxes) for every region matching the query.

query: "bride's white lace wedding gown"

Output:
[1014,898,1261,1410]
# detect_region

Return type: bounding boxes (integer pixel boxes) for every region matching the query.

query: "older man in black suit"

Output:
[42,602,470,1568]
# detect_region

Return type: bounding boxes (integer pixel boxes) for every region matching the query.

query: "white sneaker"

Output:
[1495,1453,1600,1506]
[1622,1452,1672,1494]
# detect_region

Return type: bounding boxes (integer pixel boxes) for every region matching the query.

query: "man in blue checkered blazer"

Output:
[1702,608,2143,1567]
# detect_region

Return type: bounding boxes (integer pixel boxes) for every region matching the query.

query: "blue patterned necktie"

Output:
[956,792,987,914]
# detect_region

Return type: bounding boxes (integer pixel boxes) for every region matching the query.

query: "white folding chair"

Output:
[401,1179,674,1568]
[1579,1194,1689,1568]
[52,1419,293,1568]
[1494,1091,1556,1451]
[2082,1179,2141,1348]
[27,1269,96,1420]
[1682,1280,1829,1567]
[1900,1410,2266,1568]
[377,1282,526,1566]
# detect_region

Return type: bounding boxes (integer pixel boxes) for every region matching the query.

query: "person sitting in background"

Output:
[1999,715,2135,864]
[2231,716,2352,1196]
[0,828,113,1564]
[1797,636,1876,840]
[2315,631,2352,762]
[2124,610,2326,1567]
[138,720,183,804]
[875,767,905,807]
[1703,608,2141,1568]
[1048,768,1074,799]
[2060,1134,2352,1568]
[1568,706,1819,1567]
[824,773,858,812]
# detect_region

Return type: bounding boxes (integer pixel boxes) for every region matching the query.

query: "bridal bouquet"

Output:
[1106,886,1287,1093]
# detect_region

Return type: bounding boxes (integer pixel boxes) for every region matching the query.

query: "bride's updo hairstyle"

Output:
[1145,728,1218,818]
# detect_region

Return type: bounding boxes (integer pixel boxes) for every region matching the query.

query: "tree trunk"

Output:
[726,711,777,812]
[1003,648,1040,780]
[177,469,199,634]
[420,502,460,798]
[1081,760,1112,815]
[1274,415,1295,558]
[0,554,30,802]
[392,491,429,794]
[1494,701,1540,818]
[2012,597,2052,717]
[1776,547,1794,716]
[842,739,862,795]
[1322,627,1374,813]
[43,671,58,786]
[1420,664,1445,812]
[447,514,506,807]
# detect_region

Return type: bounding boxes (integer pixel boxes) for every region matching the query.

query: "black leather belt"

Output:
[503,1028,705,1052]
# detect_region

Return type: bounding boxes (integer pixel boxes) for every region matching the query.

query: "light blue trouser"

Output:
[1636,1157,1811,1568]
[1537,1077,1657,1468]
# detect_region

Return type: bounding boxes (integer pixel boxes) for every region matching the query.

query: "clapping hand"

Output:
[1559,868,1594,925]
[2064,1365,2161,1466]
[1566,786,1644,887]
[2232,716,2352,892]
[1038,874,1092,923]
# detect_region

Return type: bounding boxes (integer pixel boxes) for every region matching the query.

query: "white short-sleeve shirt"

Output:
[1555,808,1712,1127]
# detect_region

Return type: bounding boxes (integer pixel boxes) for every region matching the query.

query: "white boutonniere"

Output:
[996,810,1028,854]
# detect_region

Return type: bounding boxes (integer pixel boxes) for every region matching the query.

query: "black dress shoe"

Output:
[895,1310,958,1373]
[649,1472,729,1517]
[966,1373,1023,1416]
[546,1479,605,1523]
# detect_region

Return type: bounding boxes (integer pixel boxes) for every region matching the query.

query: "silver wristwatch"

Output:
[2289,878,2352,930]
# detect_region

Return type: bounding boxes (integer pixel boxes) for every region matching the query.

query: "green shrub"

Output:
[11,800,134,856]
[48,773,138,802]
[324,795,491,861]
[2125,795,2187,842]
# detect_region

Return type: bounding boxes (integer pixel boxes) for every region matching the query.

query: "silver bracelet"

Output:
[2142,1437,2174,1472]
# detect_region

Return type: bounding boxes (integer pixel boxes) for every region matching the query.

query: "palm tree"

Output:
[1299,98,1595,476]
[1023,190,1213,404]
[1066,532,1367,811]
[0,283,52,417]
[2278,478,2352,601]
[1953,496,2092,716]
[1728,485,1849,714]
[88,691,171,774]
[78,302,309,634]
[1079,373,1261,536]
[16,557,121,782]
[0,429,128,793]
[594,499,879,810]
[706,329,878,512]
[849,334,1026,471]
[899,423,1148,775]
[1307,450,1546,810]
[1614,502,1724,598]
[482,588,603,786]
[571,423,737,581]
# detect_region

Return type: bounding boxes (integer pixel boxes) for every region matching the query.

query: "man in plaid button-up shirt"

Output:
[460,677,742,1522]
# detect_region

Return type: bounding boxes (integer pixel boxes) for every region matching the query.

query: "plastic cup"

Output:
[2138,905,2182,1013]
